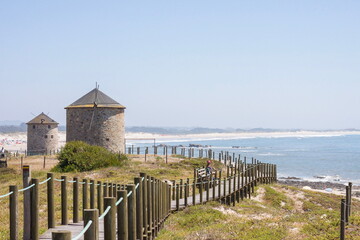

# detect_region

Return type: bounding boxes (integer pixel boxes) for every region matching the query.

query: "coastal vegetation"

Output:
[54,141,128,172]
[158,185,360,240]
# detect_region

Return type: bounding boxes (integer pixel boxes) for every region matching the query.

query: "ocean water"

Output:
[127,134,360,186]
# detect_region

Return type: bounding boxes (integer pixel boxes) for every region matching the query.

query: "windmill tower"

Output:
[27,113,59,155]
[65,87,126,153]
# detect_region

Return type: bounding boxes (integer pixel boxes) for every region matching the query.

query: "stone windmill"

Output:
[65,87,126,153]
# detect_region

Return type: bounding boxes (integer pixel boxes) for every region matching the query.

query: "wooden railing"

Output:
[0,151,277,240]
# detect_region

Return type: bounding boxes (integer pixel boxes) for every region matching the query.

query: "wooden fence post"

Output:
[83,179,88,220]
[223,178,226,204]
[61,176,68,225]
[162,182,166,224]
[199,181,203,204]
[213,172,217,200]
[248,169,252,199]
[104,197,116,240]
[140,173,148,239]
[97,181,103,214]
[90,180,95,209]
[236,172,240,203]
[158,179,162,226]
[180,179,183,199]
[218,171,222,201]
[168,184,171,214]
[134,177,143,240]
[118,190,128,240]
[47,173,55,228]
[151,177,156,238]
[244,167,248,199]
[108,183,113,198]
[23,165,31,240]
[348,182,352,217]
[184,183,188,206]
[10,185,18,240]
[171,180,175,201]
[340,199,345,240]
[158,181,162,229]
[345,186,349,223]
[252,167,255,193]
[73,177,79,223]
[186,178,190,204]
[126,184,136,240]
[192,181,196,205]
[176,184,180,210]
[103,181,108,198]
[145,148,148,162]
[206,180,210,202]
[113,183,117,198]
[147,176,153,239]
[30,178,39,240]
[166,146,168,164]
[228,176,232,205]
[52,230,71,240]
[84,209,99,240]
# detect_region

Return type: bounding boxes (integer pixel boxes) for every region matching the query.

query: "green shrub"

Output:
[54,141,128,172]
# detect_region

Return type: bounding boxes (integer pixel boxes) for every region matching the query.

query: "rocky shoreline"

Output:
[278,179,360,198]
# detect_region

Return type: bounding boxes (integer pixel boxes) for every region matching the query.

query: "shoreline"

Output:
[126,130,360,142]
[279,180,360,199]
[1,130,360,152]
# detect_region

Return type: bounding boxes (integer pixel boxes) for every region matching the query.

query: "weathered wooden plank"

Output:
[40,220,105,240]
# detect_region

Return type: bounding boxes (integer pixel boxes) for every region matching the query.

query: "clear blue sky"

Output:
[1,1,359,129]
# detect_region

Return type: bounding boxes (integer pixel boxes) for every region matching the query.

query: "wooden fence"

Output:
[0,150,277,240]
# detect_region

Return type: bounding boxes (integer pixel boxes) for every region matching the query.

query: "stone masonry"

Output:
[66,108,125,153]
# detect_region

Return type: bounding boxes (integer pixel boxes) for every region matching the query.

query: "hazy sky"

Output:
[1,1,359,129]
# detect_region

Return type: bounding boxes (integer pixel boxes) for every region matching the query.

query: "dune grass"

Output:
[157,185,360,240]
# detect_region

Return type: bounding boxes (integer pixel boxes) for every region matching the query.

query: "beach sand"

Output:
[2,130,360,152]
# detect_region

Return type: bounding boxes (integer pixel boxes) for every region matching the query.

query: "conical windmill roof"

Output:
[65,88,126,109]
[27,113,58,125]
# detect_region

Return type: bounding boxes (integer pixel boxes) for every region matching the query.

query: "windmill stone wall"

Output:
[65,88,126,153]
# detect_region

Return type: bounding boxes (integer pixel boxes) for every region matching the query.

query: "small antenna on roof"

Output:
[30,112,36,116]
[95,82,99,90]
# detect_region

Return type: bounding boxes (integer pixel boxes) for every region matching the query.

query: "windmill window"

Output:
[45,135,48,139]
[33,125,35,129]
[106,138,110,141]
[48,125,51,129]
[51,135,54,139]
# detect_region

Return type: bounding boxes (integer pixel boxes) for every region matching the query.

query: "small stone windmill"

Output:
[27,113,59,155]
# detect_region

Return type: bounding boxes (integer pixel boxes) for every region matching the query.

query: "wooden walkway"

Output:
[40,221,99,240]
